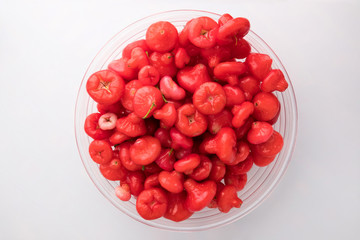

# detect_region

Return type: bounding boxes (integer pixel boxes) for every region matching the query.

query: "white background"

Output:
[1,0,359,239]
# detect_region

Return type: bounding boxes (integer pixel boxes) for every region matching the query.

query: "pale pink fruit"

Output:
[98,113,117,130]
[115,183,131,201]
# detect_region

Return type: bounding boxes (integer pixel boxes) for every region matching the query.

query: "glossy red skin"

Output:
[247,121,274,144]
[154,128,172,148]
[227,154,254,175]
[108,58,137,81]
[160,121,169,129]
[267,103,281,125]
[232,141,251,165]
[143,162,163,177]
[239,76,261,101]
[175,103,208,137]
[136,188,168,220]
[251,131,284,157]
[217,17,250,45]
[137,65,160,86]
[175,47,190,69]
[177,64,211,93]
[184,179,217,212]
[231,37,251,59]
[97,101,126,117]
[213,62,247,85]
[108,158,123,169]
[207,109,233,134]
[174,153,201,173]
[209,156,226,182]
[218,13,233,26]
[112,149,120,159]
[153,103,177,128]
[144,173,160,189]
[133,86,164,118]
[159,171,184,193]
[159,76,186,101]
[217,185,242,213]
[252,152,277,167]
[208,182,225,208]
[170,127,193,150]
[178,19,193,47]
[146,21,178,53]
[99,159,127,181]
[246,53,273,80]
[193,82,226,115]
[84,113,113,140]
[130,136,161,165]
[223,84,246,107]
[189,155,212,181]
[116,112,147,137]
[155,148,176,171]
[174,148,192,160]
[224,173,247,191]
[235,116,254,139]
[86,70,125,105]
[261,69,288,92]
[122,39,150,59]
[200,45,232,68]
[124,171,145,197]
[188,17,218,49]
[127,47,150,70]
[117,142,142,171]
[164,192,193,222]
[149,52,177,78]
[202,127,237,165]
[109,131,130,145]
[253,92,280,121]
[89,140,113,164]
[232,101,255,128]
[121,80,143,111]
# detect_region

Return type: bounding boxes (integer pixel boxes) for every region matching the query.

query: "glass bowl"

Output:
[75,10,298,231]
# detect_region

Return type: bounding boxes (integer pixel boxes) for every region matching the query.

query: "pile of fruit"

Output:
[84,13,288,222]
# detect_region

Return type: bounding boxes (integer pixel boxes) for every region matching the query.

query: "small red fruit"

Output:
[86,70,125,105]
[138,65,160,86]
[184,179,217,212]
[158,171,184,193]
[133,86,164,119]
[253,92,280,121]
[89,140,113,164]
[193,82,226,115]
[164,192,193,222]
[146,21,178,53]
[136,188,168,220]
[116,112,147,137]
[130,136,161,165]
[175,103,208,137]
[224,173,247,191]
[247,121,274,144]
[231,101,254,128]
[177,64,211,93]
[174,153,201,174]
[261,69,288,92]
[217,185,242,213]
[246,53,272,80]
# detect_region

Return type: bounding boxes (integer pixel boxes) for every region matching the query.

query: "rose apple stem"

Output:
[142,102,156,119]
